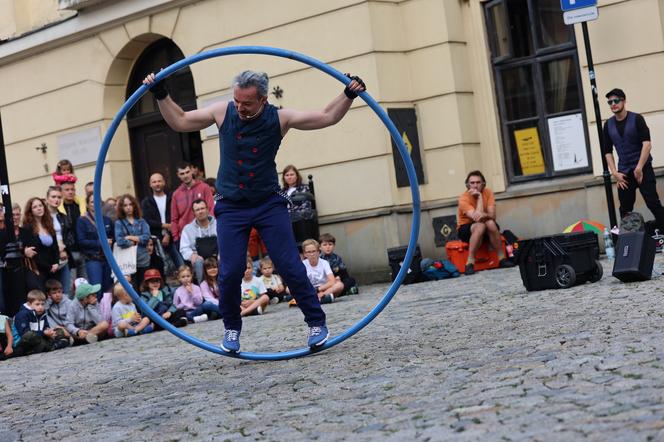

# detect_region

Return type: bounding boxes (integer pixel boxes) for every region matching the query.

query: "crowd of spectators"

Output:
[0,161,359,359]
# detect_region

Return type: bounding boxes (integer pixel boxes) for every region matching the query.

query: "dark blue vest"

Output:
[216,102,283,202]
[607,112,648,172]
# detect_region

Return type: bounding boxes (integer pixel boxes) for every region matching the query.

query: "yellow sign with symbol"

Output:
[514,127,545,175]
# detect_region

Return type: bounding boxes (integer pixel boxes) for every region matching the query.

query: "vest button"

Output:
[236,133,242,140]
[251,147,258,153]
[238,183,245,189]
[248,172,255,178]
[237,160,243,165]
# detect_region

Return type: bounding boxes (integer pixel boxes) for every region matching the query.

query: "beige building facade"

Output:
[1,0,663,281]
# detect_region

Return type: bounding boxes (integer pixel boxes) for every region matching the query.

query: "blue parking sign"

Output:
[560,0,597,11]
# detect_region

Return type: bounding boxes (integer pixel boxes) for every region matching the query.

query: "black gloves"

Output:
[344,73,366,99]
[150,79,168,100]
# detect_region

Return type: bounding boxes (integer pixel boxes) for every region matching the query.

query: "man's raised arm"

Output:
[279,75,366,135]
[143,72,227,132]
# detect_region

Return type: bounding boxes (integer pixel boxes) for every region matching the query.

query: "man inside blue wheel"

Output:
[143,70,365,352]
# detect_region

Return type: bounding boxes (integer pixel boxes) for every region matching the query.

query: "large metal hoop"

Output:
[93,46,421,360]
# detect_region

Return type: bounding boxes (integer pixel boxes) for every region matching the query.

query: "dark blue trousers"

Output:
[214,194,325,331]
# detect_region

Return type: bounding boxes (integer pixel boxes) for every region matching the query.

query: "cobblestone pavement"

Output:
[2,256,664,441]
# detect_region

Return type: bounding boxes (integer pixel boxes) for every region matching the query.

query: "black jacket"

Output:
[141,193,172,239]
[19,226,59,273]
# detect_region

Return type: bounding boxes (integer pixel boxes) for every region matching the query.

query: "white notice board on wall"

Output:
[548,113,589,171]
[57,126,102,166]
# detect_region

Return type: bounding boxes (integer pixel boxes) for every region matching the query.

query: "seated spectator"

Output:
[456,170,514,275]
[0,312,14,360]
[146,236,165,279]
[65,281,109,344]
[281,165,314,219]
[240,257,270,316]
[14,290,69,354]
[20,197,61,292]
[200,257,220,306]
[51,159,77,186]
[301,239,343,304]
[173,265,218,323]
[319,233,359,295]
[179,199,217,284]
[259,257,289,304]
[140,269,188,329]
[84,182,94,198]
[112,282,153,337]
[44,279,73,341]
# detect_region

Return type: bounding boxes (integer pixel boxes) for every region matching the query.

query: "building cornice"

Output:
[0,0,197,66]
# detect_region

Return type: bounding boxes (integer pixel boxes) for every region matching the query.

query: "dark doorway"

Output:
[126,38,204,200]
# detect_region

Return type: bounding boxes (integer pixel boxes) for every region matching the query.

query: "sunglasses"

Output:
[607,98,623,105]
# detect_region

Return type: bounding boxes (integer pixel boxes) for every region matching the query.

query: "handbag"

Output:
[195,236,218,259]
[112,243,137,276]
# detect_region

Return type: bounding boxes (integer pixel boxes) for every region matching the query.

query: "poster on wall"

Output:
[57,126,102,166]
[514,127,545,175]
[388,108,425,188]
[548,113,588,171]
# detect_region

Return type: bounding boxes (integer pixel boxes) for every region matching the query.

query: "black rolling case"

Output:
[515,232,602,291]
[387,245,423,284]
[612,232,656,282]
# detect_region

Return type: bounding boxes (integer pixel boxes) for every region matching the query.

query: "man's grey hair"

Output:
[232,70,269,97]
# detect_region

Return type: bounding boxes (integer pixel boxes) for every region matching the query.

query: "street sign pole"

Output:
[580,21,618,229]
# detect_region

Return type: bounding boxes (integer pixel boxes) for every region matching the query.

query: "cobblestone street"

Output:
[2,257,664,441]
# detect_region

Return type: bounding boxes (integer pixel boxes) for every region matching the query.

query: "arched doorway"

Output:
[126,38,204,200]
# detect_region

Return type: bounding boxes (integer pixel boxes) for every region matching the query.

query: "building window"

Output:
[485,0,591,183]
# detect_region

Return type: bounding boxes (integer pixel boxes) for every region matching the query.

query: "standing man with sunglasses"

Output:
[603,88,664,230]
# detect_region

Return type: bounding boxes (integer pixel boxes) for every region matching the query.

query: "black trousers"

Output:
[618,163,664,230]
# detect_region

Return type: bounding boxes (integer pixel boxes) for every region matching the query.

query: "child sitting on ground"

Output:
[200,257,220,306]
[241,257,270,316]
[52,159,77,186]
[319,233,359,295]
[0,313,14,360]
[259,256,289,304]
[173,265,218,323]
[65,282,109,344]
[14,290,70,354]
[302,239,344,304]
[112,282,153,337]
[140,269,188,329]
[44,279,73,341]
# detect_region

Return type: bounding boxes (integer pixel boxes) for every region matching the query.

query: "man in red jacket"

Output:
[170,162,214,244]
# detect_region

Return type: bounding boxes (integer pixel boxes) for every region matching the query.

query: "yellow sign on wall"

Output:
[514,127,545,175]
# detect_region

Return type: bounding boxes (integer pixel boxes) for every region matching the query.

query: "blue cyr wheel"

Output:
[93,45,421,361]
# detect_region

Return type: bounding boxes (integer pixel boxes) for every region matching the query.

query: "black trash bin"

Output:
[515,232,602,291]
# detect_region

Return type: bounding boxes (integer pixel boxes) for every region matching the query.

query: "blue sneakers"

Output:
[307,325,329,349]
[221,329,241,353]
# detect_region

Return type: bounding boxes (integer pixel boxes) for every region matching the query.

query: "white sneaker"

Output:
[85,333,98,344]
[269,297,279,305]
[193,314,208,323]
[257,306,264,315]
